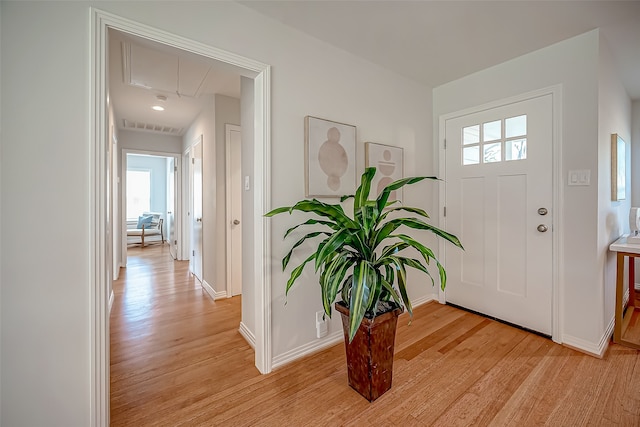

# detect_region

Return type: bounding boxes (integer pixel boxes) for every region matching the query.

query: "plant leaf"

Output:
[320,253,352,315]
[380,278,401,306]
[379,242,410,260]
[437,260,448,291]
[282,231,330,270]
[354,167,377,213]
[264,206,292,217]
[315,228,350,271]
[287,199,358,229]
[284,218,337,238]
[380,206,430,222]
[348,260,374,342]
[376,176,438,213]
[391,258,412,318]
[285,252,317,295]
[391,234,436,265]
[375,217,463,249]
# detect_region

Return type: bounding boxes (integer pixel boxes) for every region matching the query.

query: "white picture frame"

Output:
[612,133,626,201]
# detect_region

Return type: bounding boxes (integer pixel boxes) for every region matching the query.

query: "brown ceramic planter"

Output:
[335,301,403,402]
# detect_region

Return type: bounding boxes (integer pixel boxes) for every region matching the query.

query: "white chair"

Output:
[127,212,164,247]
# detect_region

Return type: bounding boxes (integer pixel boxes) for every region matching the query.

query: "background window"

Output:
[127,170,151,219]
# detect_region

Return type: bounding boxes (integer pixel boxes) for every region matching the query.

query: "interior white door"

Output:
[226,125,243,297]
[444,93,553,335]
[167,157,177,259]
[191,140,203,282]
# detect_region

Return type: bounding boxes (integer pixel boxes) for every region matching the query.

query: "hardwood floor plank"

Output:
[111,245,640,426]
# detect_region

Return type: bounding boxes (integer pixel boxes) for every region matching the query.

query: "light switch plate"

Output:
[568,169,590,186]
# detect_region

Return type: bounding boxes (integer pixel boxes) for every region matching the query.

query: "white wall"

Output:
[119,129,182,153]
[434,30,602,350]
[0,2,4,418]
[1,3,91,425]
[597,34,632,339]
[183,95,216,290]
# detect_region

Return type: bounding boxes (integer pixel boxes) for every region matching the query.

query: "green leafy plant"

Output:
[265,167,463,342]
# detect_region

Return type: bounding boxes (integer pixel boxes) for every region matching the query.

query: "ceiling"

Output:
[241,0,640,99]
[109,1,640,137]
[109,29,241,136]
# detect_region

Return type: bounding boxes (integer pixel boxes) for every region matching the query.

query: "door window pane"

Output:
[506,138,527,161]
[483,143,501,163]
[506,115,527,138]
[463,146,479,165]
[483,120,501,141]
[463,125,480,145]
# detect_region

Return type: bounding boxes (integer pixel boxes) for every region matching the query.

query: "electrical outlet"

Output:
[316,310,328,338]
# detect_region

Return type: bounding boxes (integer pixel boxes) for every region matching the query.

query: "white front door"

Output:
[226,125,243,297]
[191,138,203,282]
[444,93,553,335]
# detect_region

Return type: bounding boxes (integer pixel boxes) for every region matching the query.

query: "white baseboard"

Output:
[598,315,615,357]
[563,333,604,358]
[239,322,256,349]
[411,293,437,308]
[202,280,227,300]
[108,290,114,315]
[270,295,438,370]
[562,314,615,359]
[272,330,344,370]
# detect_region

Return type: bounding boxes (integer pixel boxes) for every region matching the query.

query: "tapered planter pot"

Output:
[335,301,403,402]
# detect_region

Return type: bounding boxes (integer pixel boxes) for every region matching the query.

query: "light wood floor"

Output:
[111,245,640,426]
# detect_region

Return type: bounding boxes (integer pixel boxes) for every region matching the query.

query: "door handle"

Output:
[233,219,240,225]
[537,224,548,232]
[167,211,172,214]
[196,218,202,222]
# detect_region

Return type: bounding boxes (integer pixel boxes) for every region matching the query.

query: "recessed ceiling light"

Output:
[152,95,167,111]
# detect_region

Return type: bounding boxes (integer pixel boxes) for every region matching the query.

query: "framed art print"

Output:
[305,116,356,197]
[365,142,404,203]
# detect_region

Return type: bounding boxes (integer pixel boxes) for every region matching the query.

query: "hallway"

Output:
[110,245,257,425]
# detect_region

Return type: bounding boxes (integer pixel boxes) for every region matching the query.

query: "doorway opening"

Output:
[122,151,180,260]
[91,9,272,425]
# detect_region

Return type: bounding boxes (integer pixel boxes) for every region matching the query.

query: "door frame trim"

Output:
[91,8,272,426]
[437,85,563,343]
[121,149,182,266]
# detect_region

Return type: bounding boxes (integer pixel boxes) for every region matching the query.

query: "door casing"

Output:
[121,149,181,266]
[91,8,273,426]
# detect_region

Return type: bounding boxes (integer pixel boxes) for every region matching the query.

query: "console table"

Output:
[609,235,640,349]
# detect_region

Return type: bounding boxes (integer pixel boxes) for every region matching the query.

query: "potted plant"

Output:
[265,167,462,401]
